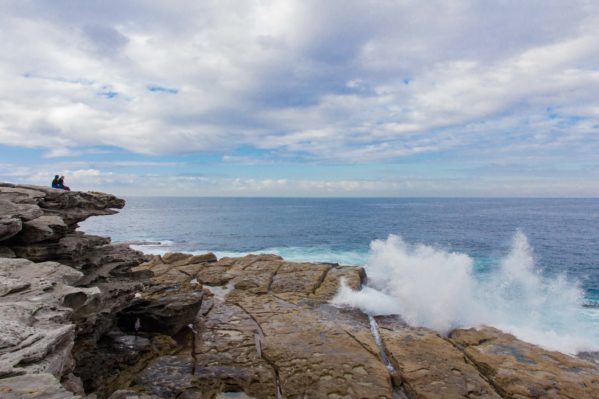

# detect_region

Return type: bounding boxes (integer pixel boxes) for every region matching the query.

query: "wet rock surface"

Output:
[1,182,599,399]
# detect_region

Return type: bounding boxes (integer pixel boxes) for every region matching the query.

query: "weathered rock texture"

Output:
[450,327,599,398]
[1,182,599,399]
[0,183,153,397]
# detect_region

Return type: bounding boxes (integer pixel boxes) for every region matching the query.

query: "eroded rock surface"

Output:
[376,316,501,399]
[0,258,99,394]
[450,327,599,399]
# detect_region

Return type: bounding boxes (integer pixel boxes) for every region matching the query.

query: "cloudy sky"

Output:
[1,0,598,196]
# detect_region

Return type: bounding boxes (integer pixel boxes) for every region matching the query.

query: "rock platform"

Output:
[1,183,598,398]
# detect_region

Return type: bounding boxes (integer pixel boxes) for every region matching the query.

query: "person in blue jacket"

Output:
[51,175,60,188]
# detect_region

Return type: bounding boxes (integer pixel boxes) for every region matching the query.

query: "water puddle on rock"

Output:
[203,281,235,301]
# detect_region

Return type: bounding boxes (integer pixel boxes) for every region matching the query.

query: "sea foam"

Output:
[332,231,598,354]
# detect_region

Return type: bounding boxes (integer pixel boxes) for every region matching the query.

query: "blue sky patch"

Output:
[147,85,179,94]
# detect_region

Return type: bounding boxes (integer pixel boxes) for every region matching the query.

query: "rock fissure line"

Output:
[232,303,266,337]
[312,265,332,294]
[266,262,283,293]
[441,335,508,399]
[261,350,283,399]
[270,293,296,307]
[241,258,265,271]
[188,322,198,375]
[232,302,282,399]
[343,329,380,359]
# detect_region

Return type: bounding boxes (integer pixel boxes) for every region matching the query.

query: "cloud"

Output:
[0,0,597,162]
[0,1,598,196]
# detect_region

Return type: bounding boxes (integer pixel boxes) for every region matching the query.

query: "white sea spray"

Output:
[332,231,598,354]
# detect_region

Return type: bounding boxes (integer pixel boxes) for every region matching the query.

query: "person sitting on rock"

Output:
[51,175,60,188]
[57,176,71,191]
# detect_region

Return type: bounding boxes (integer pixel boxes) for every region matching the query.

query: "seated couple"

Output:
[51,175,70,191]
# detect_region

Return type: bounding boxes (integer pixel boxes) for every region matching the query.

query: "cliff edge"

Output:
[1,183,598,399]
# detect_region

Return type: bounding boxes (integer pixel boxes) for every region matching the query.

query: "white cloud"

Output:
[0,0,597,166]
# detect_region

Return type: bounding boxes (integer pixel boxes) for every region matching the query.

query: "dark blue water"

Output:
[81,197,599,298]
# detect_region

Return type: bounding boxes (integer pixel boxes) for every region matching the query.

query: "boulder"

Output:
[0,216,21,241]
[18,215,67,243]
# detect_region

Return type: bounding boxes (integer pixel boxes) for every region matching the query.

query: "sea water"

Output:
[80,197,599,354]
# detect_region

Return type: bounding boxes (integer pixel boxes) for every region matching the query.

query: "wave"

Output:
[332,231,599,354]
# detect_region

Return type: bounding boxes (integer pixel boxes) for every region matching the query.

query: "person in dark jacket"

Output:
[51,175,60,188]
[57,176,70,191]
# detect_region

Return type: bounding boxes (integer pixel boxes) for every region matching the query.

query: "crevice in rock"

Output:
[343,329,380,359]
[261,351,283,399]
[232,303,282,399]
[188,323,198,375]
[233,303,265,337]
[367,315,411,399]
[271,293,297,307]
[240,258,264,271]
[267,262,284,294]
[442,335,508,399]
[368,315,395,372]
[312,265,332,294]
[177,268,193,277]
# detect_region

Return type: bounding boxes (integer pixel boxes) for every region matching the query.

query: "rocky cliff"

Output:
[1,183,598,399]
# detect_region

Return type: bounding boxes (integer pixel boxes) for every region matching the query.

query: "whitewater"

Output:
[333,231,599,354]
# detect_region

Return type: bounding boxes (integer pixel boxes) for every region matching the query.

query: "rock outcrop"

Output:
[0,183,153,397]
[1,182,599,399]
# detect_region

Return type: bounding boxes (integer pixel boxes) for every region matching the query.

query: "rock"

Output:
[18,215,67,243]
[450,327,599,399]
[135,355,197,399]
[0,184,126,247]
[376,317,501,399]
[75,331,177,397]
[0,198,43,221]
[0,184,46,204]
[108,390,162,399]
[129,254,392,399]
[117,290,203,336]
[228,295,393,398]
[0,246,16,258]
[0,216,21,241]
[9,233,111,263]
[0,258,98,380]
[0,373,79,399]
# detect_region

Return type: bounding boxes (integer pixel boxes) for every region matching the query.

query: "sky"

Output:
[0,0,598,197]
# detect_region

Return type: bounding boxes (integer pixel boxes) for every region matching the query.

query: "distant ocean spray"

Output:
[81,197,599,354]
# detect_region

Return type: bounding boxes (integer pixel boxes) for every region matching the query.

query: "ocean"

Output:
[80,197,599,354]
